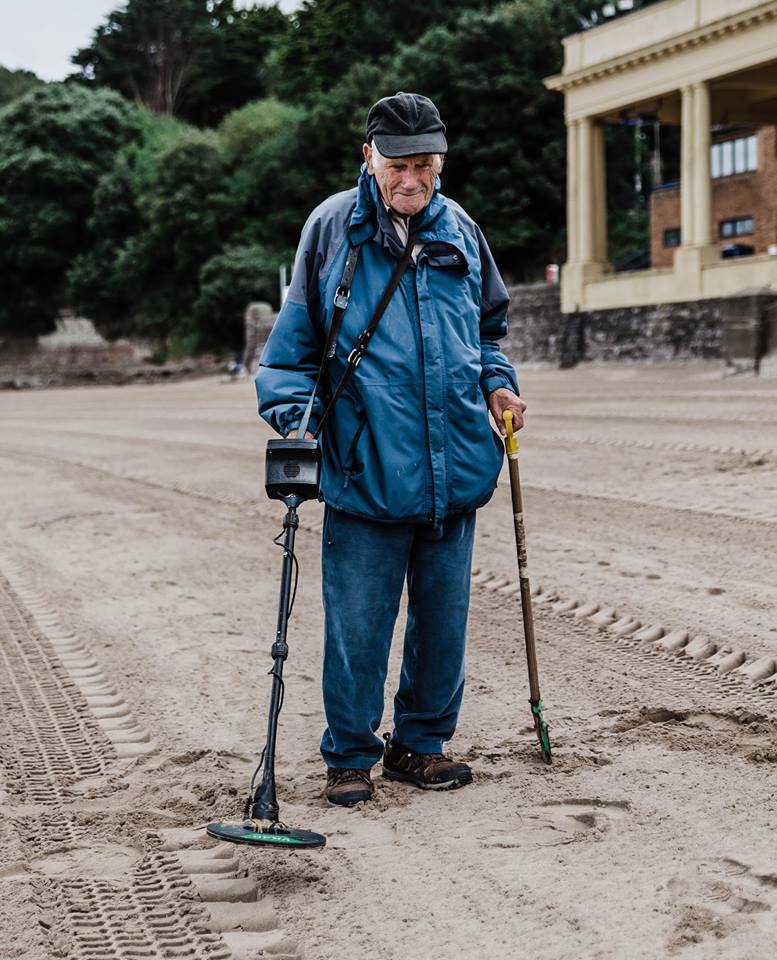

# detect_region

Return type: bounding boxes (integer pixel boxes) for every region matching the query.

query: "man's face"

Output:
[363,143,443,217]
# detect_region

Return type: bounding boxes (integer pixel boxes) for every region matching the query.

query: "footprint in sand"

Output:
[480,798,630,850]
[668,858,775,949]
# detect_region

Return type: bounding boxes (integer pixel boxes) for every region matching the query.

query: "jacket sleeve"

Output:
[475,223,520,400]
[255,213,326,437]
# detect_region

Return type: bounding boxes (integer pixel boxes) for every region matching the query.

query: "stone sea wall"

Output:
[1,316,224,389]
[502,284,776,368]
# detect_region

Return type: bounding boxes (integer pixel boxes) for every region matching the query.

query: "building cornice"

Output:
[544,1,777,92]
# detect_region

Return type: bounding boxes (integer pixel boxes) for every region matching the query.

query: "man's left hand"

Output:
[488,387,527,435]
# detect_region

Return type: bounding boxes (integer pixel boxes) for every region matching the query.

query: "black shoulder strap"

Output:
[297,233,416,440]
[312,233,416,440]
[297,244,361,438]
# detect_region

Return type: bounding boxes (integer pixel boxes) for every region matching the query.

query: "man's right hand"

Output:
[286,429,315,439]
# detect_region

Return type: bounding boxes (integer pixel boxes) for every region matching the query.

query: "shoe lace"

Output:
[383,735,451,773]
[402,750,448,775]
[329,767,370,786]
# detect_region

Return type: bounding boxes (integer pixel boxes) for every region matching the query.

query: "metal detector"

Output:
[208,234,416,849]
[207,438,326,849]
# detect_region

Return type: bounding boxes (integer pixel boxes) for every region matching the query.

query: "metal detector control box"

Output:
[265,438,320,501]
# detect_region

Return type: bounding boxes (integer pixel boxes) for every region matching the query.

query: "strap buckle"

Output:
[347,346,363,367]
[333,287,350,310]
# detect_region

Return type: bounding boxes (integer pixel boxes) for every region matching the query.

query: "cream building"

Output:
[544,0,777,313]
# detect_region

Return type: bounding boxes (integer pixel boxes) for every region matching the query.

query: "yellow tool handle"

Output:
[502,409,520,455]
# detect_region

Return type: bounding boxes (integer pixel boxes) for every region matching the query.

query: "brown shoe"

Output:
[382,734,472,791]
[325,767,374,806]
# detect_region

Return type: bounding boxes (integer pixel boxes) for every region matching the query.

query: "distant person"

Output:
[256,92,525,806]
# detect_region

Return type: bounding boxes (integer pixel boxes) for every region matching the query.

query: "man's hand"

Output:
[286,429,315,439]
[487,387,526,435]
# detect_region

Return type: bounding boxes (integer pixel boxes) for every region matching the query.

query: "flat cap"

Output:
[366,92,447,158]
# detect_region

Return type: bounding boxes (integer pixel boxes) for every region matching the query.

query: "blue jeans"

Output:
[320,506,476,769]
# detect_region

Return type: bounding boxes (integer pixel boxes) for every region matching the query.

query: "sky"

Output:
[0,0,301,81]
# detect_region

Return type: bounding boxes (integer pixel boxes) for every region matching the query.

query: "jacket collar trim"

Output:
[347,166,469,266]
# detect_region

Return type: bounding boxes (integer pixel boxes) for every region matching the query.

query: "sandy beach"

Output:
[1,363,776,960]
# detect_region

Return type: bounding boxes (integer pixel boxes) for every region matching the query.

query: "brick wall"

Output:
[649,124,777,268]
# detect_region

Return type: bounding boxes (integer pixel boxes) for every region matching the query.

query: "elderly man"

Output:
[256,92,525,807]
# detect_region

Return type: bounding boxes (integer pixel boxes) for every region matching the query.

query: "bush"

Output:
[219,98,303,160]
[0,66,43,107]
[0,84,142,335]
[70,120,232,343]
[195,244,292,350]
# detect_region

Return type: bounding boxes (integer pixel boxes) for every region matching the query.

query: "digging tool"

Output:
[502,410,552,764]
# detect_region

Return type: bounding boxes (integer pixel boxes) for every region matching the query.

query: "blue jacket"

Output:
[256,167,519,525]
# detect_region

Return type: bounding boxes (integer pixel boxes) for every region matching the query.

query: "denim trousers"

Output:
[319,505,476,769]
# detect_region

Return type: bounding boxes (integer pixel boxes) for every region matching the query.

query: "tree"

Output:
[180,5,289,125]
[379,2,590,279]
[0,66,43,106]
[70,121,232,344]
[267,0,487,103]
[71,0,288,124]
[72,0,206,116]
[229,61,385,254]
[195,243,292,349]
[0,84,142,336]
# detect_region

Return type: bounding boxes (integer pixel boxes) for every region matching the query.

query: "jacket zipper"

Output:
[411,262,436,524]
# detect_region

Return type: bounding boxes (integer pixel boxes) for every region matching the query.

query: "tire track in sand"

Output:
[0,573,116,802]
[0,571,302,959]
[472,569,777,719]
[4,443,775,714]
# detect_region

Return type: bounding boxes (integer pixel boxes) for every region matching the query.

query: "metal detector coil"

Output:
[265,439,320,501]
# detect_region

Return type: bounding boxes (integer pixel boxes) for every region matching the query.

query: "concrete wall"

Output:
[505,283,729,366]
[0,315,224,388]
[242,302,277,376]
[237,285,753,373]
[0,338,137,388]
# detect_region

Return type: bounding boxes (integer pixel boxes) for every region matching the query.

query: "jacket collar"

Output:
[348,165,467,263]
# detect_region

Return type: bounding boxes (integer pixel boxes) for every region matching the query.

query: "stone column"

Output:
[561,114,610,313]
[675,81,717,292]
[566,118,579,263]
[592,119,608,264]
[578,116,595,263]
[680,84,695,248]
[692,80,712,246]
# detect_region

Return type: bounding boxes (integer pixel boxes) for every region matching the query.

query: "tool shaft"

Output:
[507,454,541,703]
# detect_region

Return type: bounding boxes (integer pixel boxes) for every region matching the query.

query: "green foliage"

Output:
[0,65,43,106]
[219,98,302,159]
[195,244,292,349]
[71,123,232,342]
[378,1,588,279]
[2,0,664,351]
[267,0,486,103]
[181,5,289,125]
[228,62,385,255]
[0,84,142,336]
[72,0,287,124]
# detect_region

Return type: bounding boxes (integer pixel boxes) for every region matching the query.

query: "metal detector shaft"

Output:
[250,495,301,822]
[502,411,551,763]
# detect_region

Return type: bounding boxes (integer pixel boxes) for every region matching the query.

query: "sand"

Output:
[1,362,776,960]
